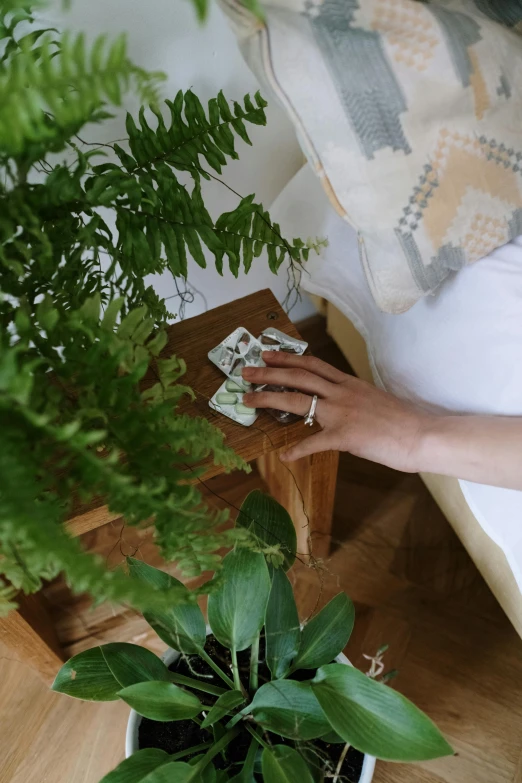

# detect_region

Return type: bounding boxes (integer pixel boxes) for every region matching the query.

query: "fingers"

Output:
[280,432,334,462]
[261,350,347,384]
[243,390,315,416]
[243,364,332,396]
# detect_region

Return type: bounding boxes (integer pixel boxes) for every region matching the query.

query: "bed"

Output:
[271,164,522,638]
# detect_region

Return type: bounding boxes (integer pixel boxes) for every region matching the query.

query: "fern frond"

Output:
[81,91,312,280]
[0,23,165,157]
[214,195,313,275]
[0,294,249,611]
[0,1,36,13]
[0,4,317,616]
[0,425,202,611]
[123,90,268,176]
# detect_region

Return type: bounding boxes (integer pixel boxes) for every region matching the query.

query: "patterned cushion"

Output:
[220,0,522,312]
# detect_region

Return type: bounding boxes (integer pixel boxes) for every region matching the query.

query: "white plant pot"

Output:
[126,644,376,783]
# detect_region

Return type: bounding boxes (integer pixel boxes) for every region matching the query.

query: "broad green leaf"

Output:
[292,594,354,671]
[118,680,202,721]
[311,664,454,762]
[207,548,270,652]
[249,680,330,740]
[99,749,171,782]
[320,729,346,744]
[127,557,206,654]
[101,643,170,687]
[261,746,314,783]
[52,647,120,701]
[227,735,258,782]
[236,490,296,570]
[201,690,245,727]
[265,568,299,679]
[140,763,193,782]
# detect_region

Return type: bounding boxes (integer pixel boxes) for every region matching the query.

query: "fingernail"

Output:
[242,367,254,378]
[262,351,273,360]
[280,451,289,462]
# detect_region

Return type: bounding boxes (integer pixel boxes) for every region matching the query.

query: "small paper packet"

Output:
[259,327,308,355]
[208,326,308,425]
[209,379,259,427]
[208,327,265,389]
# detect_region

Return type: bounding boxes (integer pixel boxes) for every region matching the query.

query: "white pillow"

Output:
[271,164,522,591]
[220,0,522,313]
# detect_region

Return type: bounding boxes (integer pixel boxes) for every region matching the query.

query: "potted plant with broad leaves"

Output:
[52,492,453,782]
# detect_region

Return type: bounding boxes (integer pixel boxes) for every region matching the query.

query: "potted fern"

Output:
[0,1,317,617]
[52,493,453,782]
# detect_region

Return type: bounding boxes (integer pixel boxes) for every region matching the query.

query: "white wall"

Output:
[50,0,316,321]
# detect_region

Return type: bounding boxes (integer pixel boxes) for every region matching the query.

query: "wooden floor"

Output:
[2,320,522,783]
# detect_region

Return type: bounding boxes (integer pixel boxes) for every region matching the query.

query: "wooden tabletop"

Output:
[161,289,312,475]
[67,289,313,534]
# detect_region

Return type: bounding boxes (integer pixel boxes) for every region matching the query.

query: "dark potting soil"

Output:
[138,635,365,782]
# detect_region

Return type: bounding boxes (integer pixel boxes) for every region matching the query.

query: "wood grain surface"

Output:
[258,447,339,561]
[0,594,65,684]
[4,454,522,783]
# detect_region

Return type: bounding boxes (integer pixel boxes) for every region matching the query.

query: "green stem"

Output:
[199,648,236,690]
[243,735,260,777]
[245,724,271,751]
[191,726,241,778]
[169,672,226,697]
[249,633,260,694]
[192,715,203,727]
[170,742,212,761]
[225,709,247,730]
[231,647,241,692]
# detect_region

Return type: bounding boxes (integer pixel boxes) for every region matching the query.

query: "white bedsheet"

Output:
[271,165,522,592]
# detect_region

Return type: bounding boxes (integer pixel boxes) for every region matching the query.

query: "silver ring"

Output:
[304,394,318,426]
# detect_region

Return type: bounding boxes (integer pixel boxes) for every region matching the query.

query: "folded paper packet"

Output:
[208,327,308,426]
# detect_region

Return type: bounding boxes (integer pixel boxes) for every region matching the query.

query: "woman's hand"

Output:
[242,351,429,469]
[243,351,522,490]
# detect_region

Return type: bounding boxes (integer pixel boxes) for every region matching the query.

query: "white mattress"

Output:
[271,165,522,592]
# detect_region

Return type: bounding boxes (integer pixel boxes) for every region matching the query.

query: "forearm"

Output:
[417,414,522,490]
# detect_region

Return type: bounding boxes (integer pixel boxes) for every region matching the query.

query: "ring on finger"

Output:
[304,394,318,426]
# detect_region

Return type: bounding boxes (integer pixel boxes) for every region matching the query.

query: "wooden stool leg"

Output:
[0,593,65,683]
[257,449,339,562]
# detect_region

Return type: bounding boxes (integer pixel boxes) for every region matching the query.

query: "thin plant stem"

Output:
[231,647,241,692]
[243,735,260,777]
[191,726,241,776]
[192,715,203,727]
[225,709,247,730]
[245,724,271,751]
[199,648,236,690]
[170,742,212,761]
[249,633,260,693]
[170,672,226,696]
[332,743,351,783]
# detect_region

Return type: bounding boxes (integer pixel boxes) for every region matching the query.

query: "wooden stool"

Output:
[0,290,339,681]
